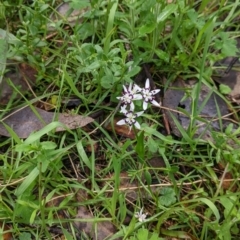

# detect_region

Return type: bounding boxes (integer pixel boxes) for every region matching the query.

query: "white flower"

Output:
[116,110,144,130]
[129,82,142,95]
[135,208,147,222]
[117,83,142,110]
[119,105,128,115]
[141,78,160,110]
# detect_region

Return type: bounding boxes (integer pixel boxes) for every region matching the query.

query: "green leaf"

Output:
[168,112,193,143]
[62,228,75,240]
[157,4,177,23]
[139,22,156,35]
[219,196,235,218]
[215,32,238,57]
[83,61,101,72]
[132,39,152,49]
[30,209,38,225]
[0,29,8,85]
[144,170,152,185]
[129,228,164,240]
[101,75,115,89]
[126,65,141,78]
[0,28,20,45]
[137,228,149,239]
[15,167,39,197]
[41,141,57,150]
[149,232,164,240]
[147,137,158,153]
[135,131,145,160]
[19,232,32,240]
[219,84,231,95]
[76,22,94,40]
[104,0,118,54]
[37,152,50,173]
[143,125,180,144]
[76,140,91,170]
[68,0,90,9]
[158,187,176,207]
[155,49,170,62]
[198,198,220,222]
[225,123,233,135]
[24,122,67,145]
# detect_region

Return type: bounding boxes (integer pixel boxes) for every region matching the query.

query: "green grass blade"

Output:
[104,0,118,54]
[15,167,39,197]
[0,28,8,85]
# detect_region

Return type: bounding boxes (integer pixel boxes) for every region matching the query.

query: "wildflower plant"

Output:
[116,79,160,130]
[135,207,148,222]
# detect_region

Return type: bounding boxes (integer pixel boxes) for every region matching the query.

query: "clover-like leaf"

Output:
[158,187,176,207]
[219,84,231,95]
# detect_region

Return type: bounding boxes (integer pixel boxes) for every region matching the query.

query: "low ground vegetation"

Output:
[0,0,240,239]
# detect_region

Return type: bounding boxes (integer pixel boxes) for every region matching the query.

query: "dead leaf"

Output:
[0,62,37,105]
[220,172,236,191]
[48,2,90,31]
[0,106,94,138]
[75,206,121,240]
[217,162,237,191]
[163,78,231,140]
[0,222,12,240]
[105,118,136,139]
[214,57,240,104]
[106,172,139,201]
[213,38,240,104]
[40,96,82,111]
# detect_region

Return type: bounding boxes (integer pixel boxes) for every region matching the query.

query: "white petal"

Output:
[116,119,126,125]
[135,213,140,218]
[139,214,147,222]
[133,94,143,100]
[128,82,133,92]
[143,101,148,110]
[130,102,135,111]
[151,99,161,107]
[120,105,127,114]
[123,85,128,93]
[130,103,135,112]
[145,78,150,89]
[133,84,142,93]
[136,111,144,117]
[151,89,160,95]
[126,111,133,118]
[134,121,141,129]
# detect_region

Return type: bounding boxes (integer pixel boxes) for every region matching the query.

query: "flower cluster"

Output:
[135,207,148,222]
[116,79,160,130]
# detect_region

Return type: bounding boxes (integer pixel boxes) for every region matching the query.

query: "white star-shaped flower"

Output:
[129,82,142,95]
[119,105,128,115]
[135,208,148,222]
[116,110,144,130]
[117,83,142,110]
[141,78,160,110]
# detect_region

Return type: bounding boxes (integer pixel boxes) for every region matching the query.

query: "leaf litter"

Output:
[213,38,240,104]
[0,106,94,138]
[0,61,93,138]
[0,62,37,105]
[163,78,233,140]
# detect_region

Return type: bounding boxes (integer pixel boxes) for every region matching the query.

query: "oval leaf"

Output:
[157,4,178,23]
